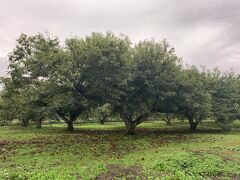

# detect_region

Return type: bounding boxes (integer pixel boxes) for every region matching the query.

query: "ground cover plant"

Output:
[0,120,240,179]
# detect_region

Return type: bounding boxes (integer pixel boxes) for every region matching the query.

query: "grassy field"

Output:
[0,121,240,180]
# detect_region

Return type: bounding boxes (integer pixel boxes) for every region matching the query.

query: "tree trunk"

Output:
[54,113,61,122]
[124,121,137,135]
[100,118,105,124]
[164,114,173,126]
[36,118,43,129]
[166,119,172,126]
[188,116,198,131]
[120,110,137,135]
[56,112,75,131]
[22,119,29,127]
[120,105,150,135]
[186,111,198,132]
[166,115,172,126]
[67,121,74,131]
[189,122,198,131]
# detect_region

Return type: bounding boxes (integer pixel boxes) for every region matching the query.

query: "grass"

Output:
[0,120,240,179]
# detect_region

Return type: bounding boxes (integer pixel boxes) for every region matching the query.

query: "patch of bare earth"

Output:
[96,164,144,180]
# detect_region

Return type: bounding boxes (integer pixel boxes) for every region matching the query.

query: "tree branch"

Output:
[134,113,151,126]
[56,111,70,123]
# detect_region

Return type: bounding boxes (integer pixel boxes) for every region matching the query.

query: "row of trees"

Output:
[0,32,239,134]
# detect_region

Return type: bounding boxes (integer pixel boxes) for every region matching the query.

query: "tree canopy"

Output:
[1,32,239,134]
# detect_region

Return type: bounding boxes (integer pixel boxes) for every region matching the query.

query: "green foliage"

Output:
[92,103,113,124]
[176,67,212,130]
[211,72,240,130]
[0,92,7,126]
[153,152,240,179]
[1,32,131,130]
[51,32,131,130]
[1,33,60,127]
[1,31,240,133]
[65,32,131,105]
[119,39,181,134]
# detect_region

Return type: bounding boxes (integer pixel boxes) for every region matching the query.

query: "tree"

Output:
[150,112,175,126]
[93,103,113,124]
[49,32,132,130]
[1,82,25,127]
[119,39,181,134]
[65,32,131,104]
[163,113,175,126]
[1,33,60,127]
[0,92,5,126]
[1,76,50,128]
[176,67,212,131]
[211,71,240,130]
[2,32,132,131]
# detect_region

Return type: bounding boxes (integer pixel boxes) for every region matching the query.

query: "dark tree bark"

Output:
[57,112,76,131]
[99,116,107,124]
[22,119,29,127]
[120,111,135,135]
[120,107,150,135]
[186,112,199,131]
[36,117,43,129]
[67,121,74,131]
[100,119,105,124]
[124,120,137,135]
[189,121,198,131]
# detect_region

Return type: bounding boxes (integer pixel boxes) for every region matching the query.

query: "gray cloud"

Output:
[0,0,239,75]
[0,57,8,76]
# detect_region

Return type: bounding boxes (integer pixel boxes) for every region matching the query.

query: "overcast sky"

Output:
[0,0,240,76]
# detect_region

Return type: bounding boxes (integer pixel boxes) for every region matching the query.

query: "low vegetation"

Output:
[0,121,240,179]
